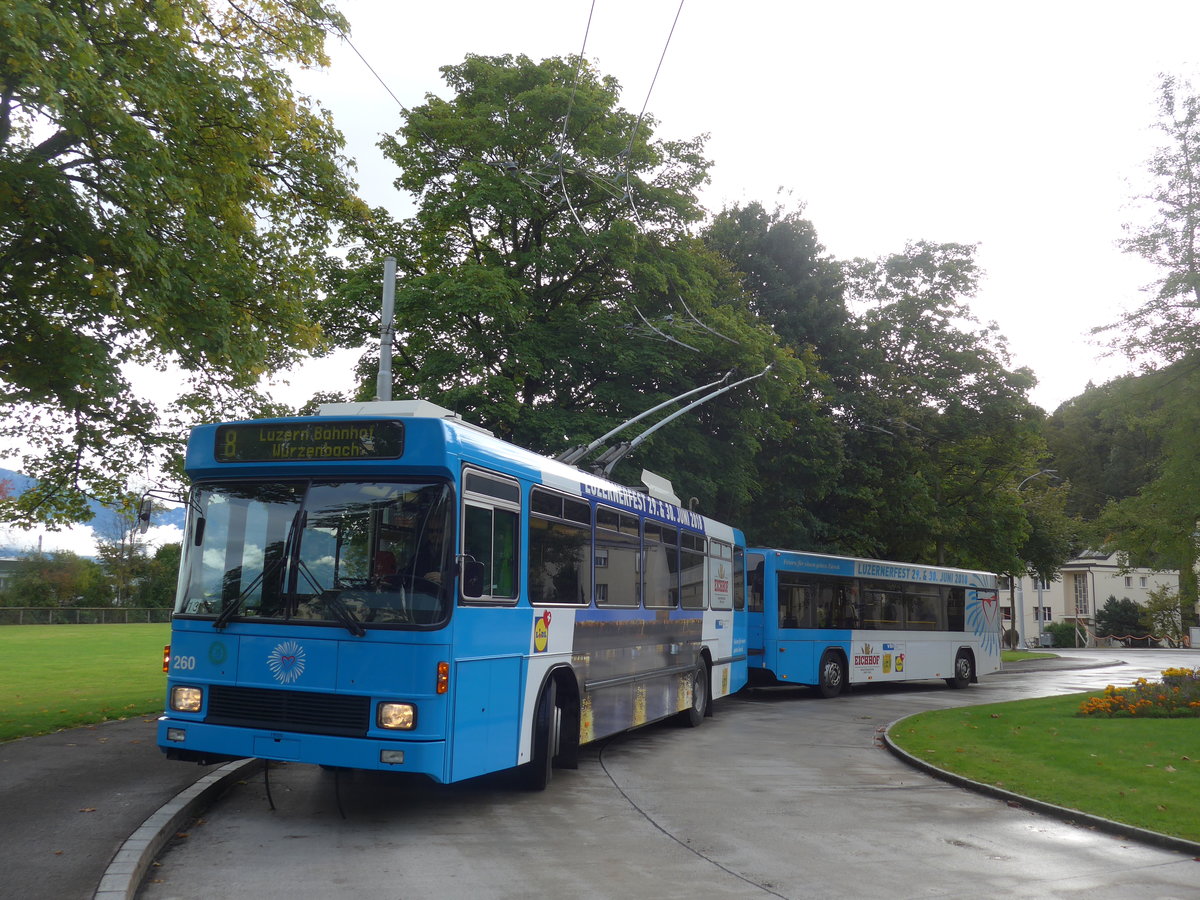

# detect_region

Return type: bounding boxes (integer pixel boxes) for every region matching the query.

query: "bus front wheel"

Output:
[521,681,559,791]
[818,651,846,698]
[946,651,973,689]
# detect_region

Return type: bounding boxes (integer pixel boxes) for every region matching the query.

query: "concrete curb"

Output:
[883,721,1200,858]
[93,758,263,900]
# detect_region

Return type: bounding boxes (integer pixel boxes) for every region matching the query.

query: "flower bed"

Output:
[1079,667,1200,717]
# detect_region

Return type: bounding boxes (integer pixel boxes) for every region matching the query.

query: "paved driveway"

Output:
[137,649,1200,900]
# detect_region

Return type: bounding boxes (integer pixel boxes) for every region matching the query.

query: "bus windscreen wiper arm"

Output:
[213,511,301,630]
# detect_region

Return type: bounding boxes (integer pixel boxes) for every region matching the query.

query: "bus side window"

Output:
[777,574,812,628]
[747,555,765,613]
[461,469,521,603]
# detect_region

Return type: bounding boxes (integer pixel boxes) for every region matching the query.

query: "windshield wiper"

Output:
[214,510,301,630]
[322,590,366,637]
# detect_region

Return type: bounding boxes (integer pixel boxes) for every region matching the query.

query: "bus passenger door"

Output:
[746,553,766,677]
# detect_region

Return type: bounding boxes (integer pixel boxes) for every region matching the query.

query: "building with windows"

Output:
[1000,550,1179,648]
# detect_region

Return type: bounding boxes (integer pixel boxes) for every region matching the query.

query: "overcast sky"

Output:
[11,1,1200,557]
[280,0,1200,413]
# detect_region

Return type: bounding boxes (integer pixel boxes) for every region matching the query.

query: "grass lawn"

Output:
[1001,649,1057,663]
[889,693,1200,843]
[0,624,169,742]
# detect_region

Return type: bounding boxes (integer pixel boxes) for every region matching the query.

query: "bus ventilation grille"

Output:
[206,685,371,737]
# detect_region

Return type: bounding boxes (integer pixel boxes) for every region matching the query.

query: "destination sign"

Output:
[214,421,404,462]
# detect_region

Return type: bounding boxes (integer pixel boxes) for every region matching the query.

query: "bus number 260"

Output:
[172,655,197,671]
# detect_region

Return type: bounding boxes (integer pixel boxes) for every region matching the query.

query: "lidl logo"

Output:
[533,610,551,653]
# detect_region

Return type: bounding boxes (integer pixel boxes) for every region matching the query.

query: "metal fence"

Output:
[0,607,173,625]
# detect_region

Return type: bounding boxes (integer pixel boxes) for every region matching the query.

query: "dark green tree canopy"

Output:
[1094,596,1145,642]
[703,201,851,382]
[0,0,367,526]
[315,54,815,519]
[816,242,1047,572]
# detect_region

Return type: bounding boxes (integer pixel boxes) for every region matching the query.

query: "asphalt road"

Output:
[132,649,1200,900]
[0,714,209,900]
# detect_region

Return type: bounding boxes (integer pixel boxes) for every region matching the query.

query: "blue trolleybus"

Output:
[745,548,1000,697]
[158,401,748,787]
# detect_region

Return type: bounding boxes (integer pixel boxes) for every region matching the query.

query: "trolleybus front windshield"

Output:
[176,480,453,629]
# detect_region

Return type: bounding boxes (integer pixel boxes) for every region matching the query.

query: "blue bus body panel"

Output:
[161,409,749,781]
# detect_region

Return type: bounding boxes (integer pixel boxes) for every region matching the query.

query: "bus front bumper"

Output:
[157,716,448,779]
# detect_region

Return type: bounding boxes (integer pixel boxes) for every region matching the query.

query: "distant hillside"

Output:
[0,468,186,549]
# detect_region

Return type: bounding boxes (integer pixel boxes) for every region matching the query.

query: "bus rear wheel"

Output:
[946,651,973,689]
[818,651,846,698]
[678,662,708,727]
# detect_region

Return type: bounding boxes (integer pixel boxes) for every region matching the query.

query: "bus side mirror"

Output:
[137,497,153,534]
[461,558,485,599]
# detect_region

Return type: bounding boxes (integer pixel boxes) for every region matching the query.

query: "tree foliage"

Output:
[813,242,1047,572]
[315,54,815,522]
[1088,75,1200,612]
[1105,74,1200,363]
[1094,596,1145,644]
[0,550,109,607]
[1044,375,1164,519]
[0,0,368,526]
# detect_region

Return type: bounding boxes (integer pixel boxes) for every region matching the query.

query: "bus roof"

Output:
[749,547,997,588]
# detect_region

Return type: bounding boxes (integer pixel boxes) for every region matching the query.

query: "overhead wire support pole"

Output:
[593,365,773,476]
[556,370,733,465]
[376,256,397,402]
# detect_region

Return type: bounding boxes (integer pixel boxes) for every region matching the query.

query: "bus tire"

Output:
[521,681,558,791]
[818,651,846,698]
[679,662,708,728]
[946,651,973,689]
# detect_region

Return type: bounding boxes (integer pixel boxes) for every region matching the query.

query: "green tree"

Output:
[698,201,848,547]
[0,550,109,607]
[1105,74,1200,362]
[315,54,814,521]
[1141,584,1187,647]
[0,0,368,527]
[133,542,182,608]
[1095,596,1145,645]
[702,201,851,381]
[1018,482,1078,584]
[94,495,149,606]
[1092,370,1200,613]
[816,242,1046,571]
[1044,375,1164,520]
[1091,75,1200,612]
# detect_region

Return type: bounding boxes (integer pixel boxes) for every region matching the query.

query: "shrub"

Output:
[1044,621,1079,648]
[1078,667,1200,717]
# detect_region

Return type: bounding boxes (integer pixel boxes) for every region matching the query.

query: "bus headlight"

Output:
[170,686,203,713]
[377,702,416,730]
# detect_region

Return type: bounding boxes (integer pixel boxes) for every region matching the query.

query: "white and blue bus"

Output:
[158,401,748,788]
[745,549,1000,697]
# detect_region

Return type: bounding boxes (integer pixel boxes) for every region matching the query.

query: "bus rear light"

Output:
[170,686,203,713]
[436,661,449,694]
[163,645,171,673]
[377,702,416,730]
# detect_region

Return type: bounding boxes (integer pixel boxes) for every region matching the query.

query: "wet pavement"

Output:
[3,649,1198,900]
